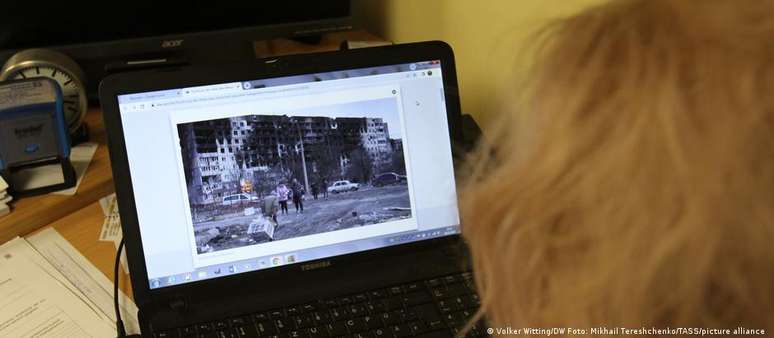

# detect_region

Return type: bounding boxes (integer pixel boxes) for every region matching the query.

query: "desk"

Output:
[3,28,387,300]
[39,199,134,297]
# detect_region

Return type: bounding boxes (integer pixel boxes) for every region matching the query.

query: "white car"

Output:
[221,193,258,206]
[327,180,360,194]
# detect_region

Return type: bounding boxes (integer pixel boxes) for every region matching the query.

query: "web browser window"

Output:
[117,61,460,289]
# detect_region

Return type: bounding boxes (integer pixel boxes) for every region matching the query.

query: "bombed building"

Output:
[178,114,399,205]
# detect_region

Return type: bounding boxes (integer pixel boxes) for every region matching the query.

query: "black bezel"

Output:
[99,41,465,315]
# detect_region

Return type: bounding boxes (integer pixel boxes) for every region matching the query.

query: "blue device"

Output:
[0,78,75,196]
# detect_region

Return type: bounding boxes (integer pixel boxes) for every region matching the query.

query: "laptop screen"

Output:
[117,61,460,289]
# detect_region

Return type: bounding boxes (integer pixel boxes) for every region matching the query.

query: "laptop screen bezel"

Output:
[99,41,465,307]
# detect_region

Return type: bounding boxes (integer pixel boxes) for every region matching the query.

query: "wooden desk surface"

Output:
[0,30,386,244]
[0,107,114,243]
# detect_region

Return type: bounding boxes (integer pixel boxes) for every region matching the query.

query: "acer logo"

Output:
[161,39,183,48]
[301,261,331,271]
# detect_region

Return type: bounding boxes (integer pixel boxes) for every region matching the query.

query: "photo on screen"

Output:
[176,98,412,254]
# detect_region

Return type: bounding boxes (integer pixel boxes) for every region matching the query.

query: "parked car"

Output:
[221,193,258,206]
[373,173,407,187]
[327,180,360,194]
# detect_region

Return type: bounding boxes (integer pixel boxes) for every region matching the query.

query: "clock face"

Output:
[11,65,85,130]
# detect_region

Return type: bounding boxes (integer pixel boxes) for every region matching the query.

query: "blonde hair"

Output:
[462,0,774,334]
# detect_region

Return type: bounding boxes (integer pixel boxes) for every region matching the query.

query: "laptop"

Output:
[99,41,484,338]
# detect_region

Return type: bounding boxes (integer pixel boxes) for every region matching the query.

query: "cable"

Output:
[115,237,127,338]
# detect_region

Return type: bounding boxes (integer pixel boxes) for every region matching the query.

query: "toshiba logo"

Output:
[161,39,183,48]
[301,261,331,271]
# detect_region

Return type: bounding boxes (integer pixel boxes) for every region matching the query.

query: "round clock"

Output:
[0,49,88,134]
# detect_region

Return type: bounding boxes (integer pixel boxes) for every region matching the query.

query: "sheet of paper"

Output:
[54,142,99,195]
[99,197,121,242]
[98,195,129,273]
[8,237,106,321]
[99,193,116,216]
[26,229,140,335]
[0,238,115,338]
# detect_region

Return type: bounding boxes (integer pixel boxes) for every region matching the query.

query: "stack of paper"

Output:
[99,193,128,273]
[0,229,140,337]
[0,174,10,217]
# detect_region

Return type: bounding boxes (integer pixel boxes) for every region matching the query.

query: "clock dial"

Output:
[12,66,84,130]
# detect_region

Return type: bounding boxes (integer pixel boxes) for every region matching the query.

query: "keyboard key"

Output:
[405,282,423,293]
[181,326,197,337]
[348,304,367,317]
[408,321,429,335]
[427,320,446,331]
[368,290,386,299]
[326,321,348,336]
[402,292,432,306]
[155,329,179,338]
[253,312,269,322]
[213,329,234,338]
[214,320,229,329]
[344,317,367,333]
[311,311,331,324]
[379,311,400,325]
[397,308,418,322]
[269,309,286,319]
[338,296,354,305]
[380,298,403,311]
[438,299,456,313]
[274,318,293,332]
[256,321,276,335]
[288,329,306,337]
[293,314,314,328]
[388,286,403,296]
[287,305,302,316]
[426,279,442,288]
[446,284,472,297]
[362,315,380,329]
[353,293,369,304]
[389,323,412,337]
[371,328,389,337]
[229,317,249,327]
[302,303,318,313]
[233,325,258,337]
[197,323,213,332]
[330,307,349,321]
[365,301,385,314]
[306,326,327,338]
[411,304,442,323]
[443,275,460,285]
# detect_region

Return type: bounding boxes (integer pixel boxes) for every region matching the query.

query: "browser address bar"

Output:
[154,85,311,108]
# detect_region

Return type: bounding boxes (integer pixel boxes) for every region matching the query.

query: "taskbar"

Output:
[149,226,460,289]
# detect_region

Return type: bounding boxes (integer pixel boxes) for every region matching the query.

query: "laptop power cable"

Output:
[114,237,140,338]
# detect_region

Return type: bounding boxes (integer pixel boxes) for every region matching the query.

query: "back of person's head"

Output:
[462,0,774,333]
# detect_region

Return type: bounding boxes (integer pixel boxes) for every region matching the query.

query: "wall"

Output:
[355,0,604,127]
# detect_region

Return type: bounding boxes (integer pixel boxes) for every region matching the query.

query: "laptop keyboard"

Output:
[155,272,488,338]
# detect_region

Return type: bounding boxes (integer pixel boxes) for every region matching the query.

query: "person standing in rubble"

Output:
[276,183,290,215]
[291,178,305,214]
